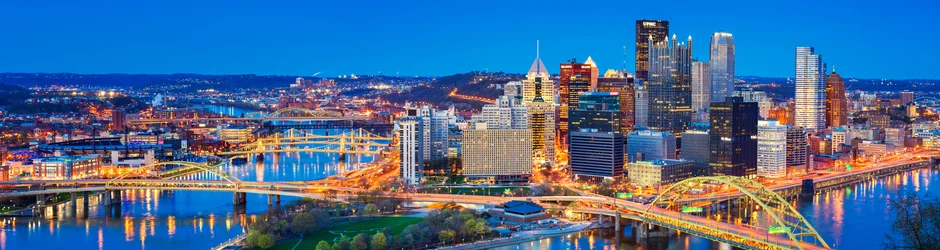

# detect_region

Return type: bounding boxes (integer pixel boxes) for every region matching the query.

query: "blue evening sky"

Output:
[1,0,937,79]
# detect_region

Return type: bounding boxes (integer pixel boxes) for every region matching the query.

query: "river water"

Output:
[0,105,379,250]
[497,167,939,250]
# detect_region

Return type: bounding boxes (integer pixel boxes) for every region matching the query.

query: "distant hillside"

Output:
[379,71,522,111]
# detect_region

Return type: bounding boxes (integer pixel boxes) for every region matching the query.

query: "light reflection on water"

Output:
[501,168,938,250]
[0,137,376,250]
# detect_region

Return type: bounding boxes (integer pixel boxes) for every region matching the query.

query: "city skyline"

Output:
[2,1,939,79]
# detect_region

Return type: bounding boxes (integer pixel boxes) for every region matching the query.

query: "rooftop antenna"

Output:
[622,45,627,72]
[536,40,542,73]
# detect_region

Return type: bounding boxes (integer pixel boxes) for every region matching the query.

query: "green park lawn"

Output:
[416,186,532,196]
[272,216,423,250]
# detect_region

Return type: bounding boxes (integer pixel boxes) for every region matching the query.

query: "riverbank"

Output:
[436,222,593,250]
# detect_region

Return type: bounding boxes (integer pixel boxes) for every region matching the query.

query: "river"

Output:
[496,167,938,250]
[0,104,376,250]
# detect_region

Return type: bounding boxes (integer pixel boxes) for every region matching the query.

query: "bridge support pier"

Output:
[267,194,272,206]
[636,222,669,239]
[82,192,89,218]
[233,192,247,206]
[615,212,620,232]
[255,154,265,162]
[599,214,605,225]
[70,192,77,216]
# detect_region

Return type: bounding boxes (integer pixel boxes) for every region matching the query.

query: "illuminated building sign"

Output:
[616,192,633,199]
[769,225,791,234]
[681,206,703,213]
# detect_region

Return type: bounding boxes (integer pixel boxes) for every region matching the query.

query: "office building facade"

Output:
[709,31,735,102]
[523,57,556,164]
[635,20,669,81]
[709,97,758,178]
[647,35,693,139]
[795,47,827,131]
[597,71,635,134]
[680,122,710,175]
[461,128,533,183]
[692,61,711,114]
[559,61,593,147]
[757,120,787,178]
[569,92,622,133]
[786,126,809,171]
[825,71,847,127]
[569,131,625,181]
[629,159,694,187]
[626,129,677,162]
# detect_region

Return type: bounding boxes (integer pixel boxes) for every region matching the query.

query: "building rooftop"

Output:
[502,200,545,215]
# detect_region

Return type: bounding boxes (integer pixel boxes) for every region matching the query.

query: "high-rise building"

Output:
[626,128,677,162]
[786,126,809,171]
[111,109,126,131]
[504,81,524,100]
[474,95,529,130]
[825,71,847,127]
[598,70,635,134]
[734,89,772,119]
[559,60,594,148]
[523,55,555,164]
[885,127,904,147]
[397,117,423,185]
[523,53,555,105]
[679,122,710,175]
[709,97,758,178]
[795,47,827,131]
[569,131,624,182]
[691,61,711,114]
[757,120,787,178]
[900,91,915,105]
[635,20,669,81]
[569,92,622,133]
[869,113,890,129]
[461,128,533,183]
[634,85,649,127]
[400,103,454,183]
[709,31,735,102]
[584,56,599,88]
[647,34,693,140]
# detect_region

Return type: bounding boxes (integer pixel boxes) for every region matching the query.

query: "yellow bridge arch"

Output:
[107,161,241,187]
[645,176,830,249]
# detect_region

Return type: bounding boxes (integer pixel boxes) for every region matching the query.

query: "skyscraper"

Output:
[795,47,827,131]
[634,85,649,127]
[825,71,847,127]
[569,92,622,133]
[757,120,787,178]
[463,96,533,183]
[709,97,758,178]
[584,56,599,88]
[680,122,710,176]
[709,31,735,102]
[691,61,711,114]
[635,20,669,81]
[900,91,915,105]
[523,52,556,164]
[570,131,624,182]
[559,60,593,148]
[597,71,635,134]
[647,34,693,142]
[397,117,423,185]
[474,95,528,130]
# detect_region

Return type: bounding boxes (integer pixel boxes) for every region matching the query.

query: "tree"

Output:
[361,203,379,217]
[439,229,456,244]
[351,233,369,250]
[246,228,263,248]
[256,233,276,249]
[883,191,940,250]
[371,232,387,250]
[316,240,332,250]
[291,213,318,236]
[334,236,351,250]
